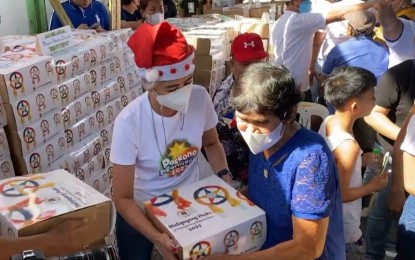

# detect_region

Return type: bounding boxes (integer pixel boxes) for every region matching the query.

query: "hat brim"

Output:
[233,51,268,63]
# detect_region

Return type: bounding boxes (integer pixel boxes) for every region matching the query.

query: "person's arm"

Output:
[325,1,374,24]
[403,151,415,195]
[202,127,231,182]
[364,105,400,141]
[112,164,177,260]
[310,31,327,85]
[396,106,415,196]
[110,117,177,259]
[208,151,337,260]
[207,217,329,260]
[373,0,403,41]
[333,140,387,202]
[1,220,88,260]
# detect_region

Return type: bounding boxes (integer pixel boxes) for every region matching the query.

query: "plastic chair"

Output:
[296,102,329,131]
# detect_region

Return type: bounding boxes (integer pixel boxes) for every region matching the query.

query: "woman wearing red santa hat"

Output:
[110,22,231,260]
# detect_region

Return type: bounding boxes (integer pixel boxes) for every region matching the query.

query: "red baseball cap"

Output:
[231,33,268,63]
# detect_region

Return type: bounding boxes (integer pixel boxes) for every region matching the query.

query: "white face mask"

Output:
[154,84,192,114]
[146,13,164,25]
[240,122,284,155]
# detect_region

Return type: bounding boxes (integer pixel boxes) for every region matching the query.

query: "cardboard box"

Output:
[59,72,93,107]
[14,111,64,155]
[62,93,94,129]
[203,7,224,15]
[5,84,61,132]
[0,170,113,250]
[185,35,227,55]
[0,95,8,127]
[0,127,10,160]
[67,136,102,173]
[86,170,111,193]
[0,50,57,104]
[65,114,97,149]
[146,175,266,259]
[74,152,106,183]
[20,131,67,174]
[2,35,36,52]
[99,123,114,150]
[223,6,250,18]
[0,156,15,180]
[249,6,270,18]
[98,29,132,53]
[194,66,225,94]
[240,22,270,39]
[52,46,89,84]
[195,52,226,71]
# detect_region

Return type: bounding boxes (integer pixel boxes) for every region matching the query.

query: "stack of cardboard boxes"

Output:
[0,96,14,180]
[0,29,143,200]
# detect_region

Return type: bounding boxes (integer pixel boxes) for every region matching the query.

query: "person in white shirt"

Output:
[271,0,375,97]
[372,0,415,68]
[393,104,415,259]
[110,22,230,260]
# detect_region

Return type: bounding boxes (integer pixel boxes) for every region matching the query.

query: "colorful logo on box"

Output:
[189,241,211,259]
[193,185,240,214]
[145,189,192,217]
[159,140,198,178]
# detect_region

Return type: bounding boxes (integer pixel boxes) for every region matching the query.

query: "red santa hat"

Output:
[127,22,195,85]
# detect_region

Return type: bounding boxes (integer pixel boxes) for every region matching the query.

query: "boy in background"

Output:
[318,66,388,259]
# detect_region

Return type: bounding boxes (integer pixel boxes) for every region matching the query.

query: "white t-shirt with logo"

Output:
[386,18,415,68]
[110,85,218,203]
[401,115,415,156]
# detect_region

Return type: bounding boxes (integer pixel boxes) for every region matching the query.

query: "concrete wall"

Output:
[0,0,105,36]
[0,0,31,36]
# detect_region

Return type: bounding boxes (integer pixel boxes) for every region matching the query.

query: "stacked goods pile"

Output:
[0,28,143,199]
[0,96,14,180]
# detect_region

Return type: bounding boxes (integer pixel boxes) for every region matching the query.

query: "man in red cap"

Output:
[212,33,268,185]
[111,21,230,260]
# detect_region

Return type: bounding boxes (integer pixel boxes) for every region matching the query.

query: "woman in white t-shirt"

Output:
[110,22,230,260]
[395,105,415,259]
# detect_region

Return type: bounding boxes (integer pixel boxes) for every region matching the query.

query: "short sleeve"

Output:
[202,89,219,131]
[401,115,415,156]
[375,69,399,109]
[110,114,139,165]
[291,151,336,219]
[49,12,63,30]
[302,12,326,31]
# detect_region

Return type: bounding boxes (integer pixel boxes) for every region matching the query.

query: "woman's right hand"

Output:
[369,172,388,192]
[154,232,179,260]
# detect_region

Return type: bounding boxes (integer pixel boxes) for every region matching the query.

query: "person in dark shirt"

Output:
[121,0,143,29]
[163,0,177,18]
[179,0,199,17]
[50,0,109,31]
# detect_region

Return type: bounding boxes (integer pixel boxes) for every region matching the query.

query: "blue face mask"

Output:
[299,0,312,13]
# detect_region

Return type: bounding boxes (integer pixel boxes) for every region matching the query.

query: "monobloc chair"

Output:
[296,102,329,132]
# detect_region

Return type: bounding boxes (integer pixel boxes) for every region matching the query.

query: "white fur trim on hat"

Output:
[138,53,195,84]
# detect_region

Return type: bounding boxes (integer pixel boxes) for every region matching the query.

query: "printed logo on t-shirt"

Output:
[160,139,198,177]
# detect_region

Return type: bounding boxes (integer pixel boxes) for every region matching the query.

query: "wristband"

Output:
[217,169,233,179]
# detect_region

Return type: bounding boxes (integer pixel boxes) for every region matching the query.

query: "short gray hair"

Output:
[231,63,302,120]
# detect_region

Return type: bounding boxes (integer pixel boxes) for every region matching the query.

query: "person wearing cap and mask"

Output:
[110,22,230,260]
[212,33,268,185]
[207,63,345,260]
[319,10,388,166]
[321,10,389,83]
[49,0,110,31]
